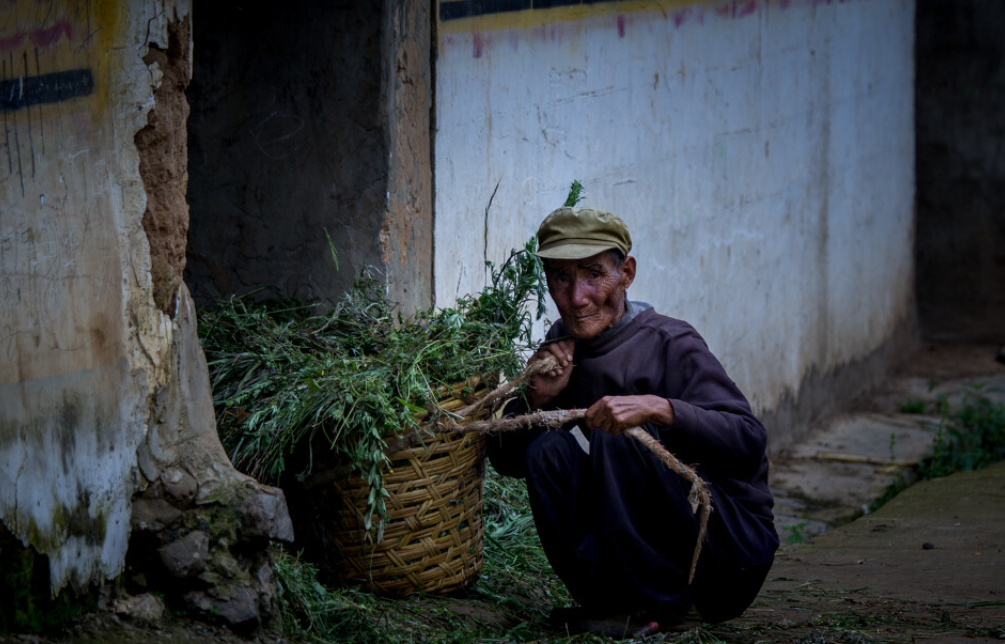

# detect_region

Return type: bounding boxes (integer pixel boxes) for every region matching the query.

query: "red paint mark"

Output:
[1,20,73,53]
[779,0,792,8]
[737,1,758,17]
[715,4,733,18]
[0,33,25,52]
[473,31,484,58]
[29,20,72,48]
[617,14,626,38]
[672,9,689,27]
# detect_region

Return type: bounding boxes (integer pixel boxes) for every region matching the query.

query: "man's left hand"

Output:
[584,395,675,435]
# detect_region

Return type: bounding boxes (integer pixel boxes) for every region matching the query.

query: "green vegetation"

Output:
[874,383,1005,514]
[272,465,576,643]
[925,383,1005,479]
[0,542,95,634]
[783,522,808,545]
[199,239,545,532]
[564,179,586,207]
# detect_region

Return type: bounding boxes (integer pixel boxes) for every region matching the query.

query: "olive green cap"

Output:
[535,207,633,259]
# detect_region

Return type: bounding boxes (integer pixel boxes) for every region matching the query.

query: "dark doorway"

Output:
[915,0,1005,343]
[185,3,388,306]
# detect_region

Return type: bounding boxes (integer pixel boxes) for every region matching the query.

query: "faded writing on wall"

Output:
[0,0,183,595]
[0,0,118,386]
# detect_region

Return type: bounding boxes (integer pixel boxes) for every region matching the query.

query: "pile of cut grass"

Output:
[199,240,545,530]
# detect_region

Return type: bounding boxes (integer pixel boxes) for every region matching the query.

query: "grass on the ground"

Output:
[274,467,732,643]
[273,384,1005,643]
[274,465,581,643]
[874,382,1005,513]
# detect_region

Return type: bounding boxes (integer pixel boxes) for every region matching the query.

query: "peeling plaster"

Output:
[0,0,191,593]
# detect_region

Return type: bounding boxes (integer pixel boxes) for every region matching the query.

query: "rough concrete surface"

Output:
[771,344,1005,536]
[741,343,1005,643]
[745,462,1005,644]
[778,465,1005,605]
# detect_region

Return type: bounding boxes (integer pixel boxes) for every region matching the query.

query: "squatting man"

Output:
[488,206,778,635]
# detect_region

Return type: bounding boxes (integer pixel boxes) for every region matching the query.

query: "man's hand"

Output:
[526,339,575,410]
[584,395,675,435]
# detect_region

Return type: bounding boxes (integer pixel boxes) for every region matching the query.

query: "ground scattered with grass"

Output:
[4,354,1003,644]
[267,378,1005,644]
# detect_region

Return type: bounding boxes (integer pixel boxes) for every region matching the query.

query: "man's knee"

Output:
[525,430,579,479]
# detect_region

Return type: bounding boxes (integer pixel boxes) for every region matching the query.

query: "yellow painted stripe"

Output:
[437,0,729,34]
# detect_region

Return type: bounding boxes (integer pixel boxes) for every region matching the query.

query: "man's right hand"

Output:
[526,339,575,410]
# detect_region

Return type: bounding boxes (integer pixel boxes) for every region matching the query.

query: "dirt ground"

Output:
[8,458,1002,644]
[717,460,1005,644]
[4,344,1004,644]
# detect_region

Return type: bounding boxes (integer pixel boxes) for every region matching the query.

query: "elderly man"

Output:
[488,207,778,635]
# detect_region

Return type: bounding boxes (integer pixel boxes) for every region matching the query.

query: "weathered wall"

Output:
[0,0,183,592]
[916,0,1005,343]
[185,0,434,312]
[0,0,292,617]
[382,0,434,311]
[434,0,916,447]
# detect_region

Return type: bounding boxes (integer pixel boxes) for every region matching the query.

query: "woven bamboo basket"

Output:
[314,377,493,595]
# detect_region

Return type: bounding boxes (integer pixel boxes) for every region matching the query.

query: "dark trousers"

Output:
[525,430,777,622]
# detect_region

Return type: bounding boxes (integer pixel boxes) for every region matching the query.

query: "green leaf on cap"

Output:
[564,180,585,207]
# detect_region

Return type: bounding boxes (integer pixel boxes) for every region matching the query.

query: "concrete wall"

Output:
[0,0,186,592]
[186,0,433,313]
[916,0,1005,343]
[434,0,916,444]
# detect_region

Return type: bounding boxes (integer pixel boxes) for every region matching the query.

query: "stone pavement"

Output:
[770,343,1005,540]
[749,344,1005,643]
[770,461,1005,606]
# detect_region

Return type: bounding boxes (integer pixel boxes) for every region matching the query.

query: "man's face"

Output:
[545,252,637,340]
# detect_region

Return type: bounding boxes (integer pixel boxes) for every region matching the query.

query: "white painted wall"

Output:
[434,0,915,417]
[0,0,187,592]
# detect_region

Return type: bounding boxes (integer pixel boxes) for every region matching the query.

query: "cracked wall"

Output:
[136,16,191,315]
[0,0,188,593]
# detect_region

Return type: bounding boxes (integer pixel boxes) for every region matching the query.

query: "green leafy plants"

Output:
[872,383,1005,515]
[783,522,809,545]
[925,384,1005,479]
[274,548,391,644]
[563,179,585,207]
[199,238,546,531]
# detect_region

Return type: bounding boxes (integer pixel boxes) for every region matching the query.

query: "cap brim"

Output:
[534,241,620,260]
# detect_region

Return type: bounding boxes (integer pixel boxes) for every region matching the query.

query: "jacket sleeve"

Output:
[656,325,767,477]
[485,322,566,478]
[485,396,546,478]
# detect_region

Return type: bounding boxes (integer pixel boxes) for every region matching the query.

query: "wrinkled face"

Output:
[545,252,637,340]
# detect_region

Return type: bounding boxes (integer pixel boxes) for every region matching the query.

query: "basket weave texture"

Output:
[320,380,492,595]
